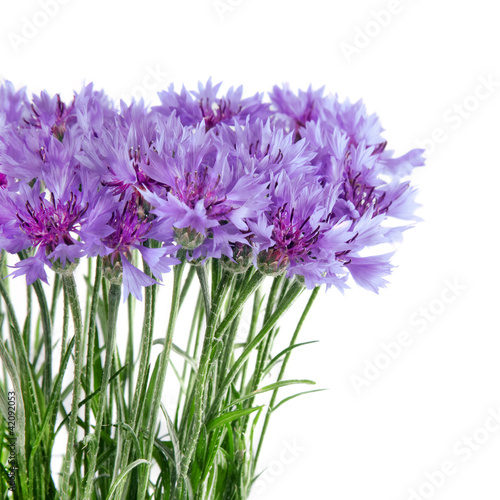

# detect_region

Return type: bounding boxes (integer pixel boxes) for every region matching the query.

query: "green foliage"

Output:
[0,252,321,499]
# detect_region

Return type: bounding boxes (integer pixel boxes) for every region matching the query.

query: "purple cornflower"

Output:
[141,123,269,259]
[0,79,422,294]
[77,101,173,202]
[0,169,113,284]
[154,79,270,131]
[99,200,179,301]
[0,81,30,126]
[249,172,352,289]
[269,84,325,140]
[216,118,316,181]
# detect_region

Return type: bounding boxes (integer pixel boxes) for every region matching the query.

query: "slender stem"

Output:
[82,282,121,500]
[130,282,154,429]
[196,264,211,325]
[217,271,248,388]
[137,260,186,500]
[251,276,284,393]
[126,294,135,413]
[174,271,232,499]
[115,278,156,500]
[239,287,262,394]
[23,285,32,356]
[175,291,202,428]
[46,288,70,495]
[211,258,220,303]
[179,264,196,308]
[111,350,126,484]
[179,293,205,440]
[206,281,304,423]
[60,274,84,500]
[214,272,265,345]
[84,257,102,474]
[83,258,93,337]
[32,277,53,402]
[253,286,320,470]
[50,272,62,326]
[18,249,53,401]
[217,312,242,389]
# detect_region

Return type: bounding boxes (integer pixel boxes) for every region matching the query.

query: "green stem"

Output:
[23,285,31,357]
[214,272,265,346]
[84,257,102,477]
[174,271,232,498]
[126,294,135,414]
[115,279,156,500]
[32,280,52,404]
[60,274,84,500]
[179,293,206,440]
[82,282,121,500]
[137,260,186,500]
[46,287,70,496]
[18,250,53,402]
[50,273,62,326]
[239,287,263,394]
[217,271,249,388]
[175,291,202,428]
[206,281,304,423]
[179,264,196,308]
[250,276,285,395]
[253,286,320,471]
[196,264,211,325]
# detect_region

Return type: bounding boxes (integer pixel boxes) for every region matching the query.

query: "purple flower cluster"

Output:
[0,79,423,297]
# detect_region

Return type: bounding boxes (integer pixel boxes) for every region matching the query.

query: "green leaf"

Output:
[272,389,327,412]
[262,341,319,376]
[225,379,316,409]
[161,404,183,475]
[105,459,149,500]
[207,406,263,433]
[55,365,128,435]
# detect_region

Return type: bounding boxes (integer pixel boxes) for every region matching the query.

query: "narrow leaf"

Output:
[207,406,263,433]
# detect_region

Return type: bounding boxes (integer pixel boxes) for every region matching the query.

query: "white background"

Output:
[1,1,500,499]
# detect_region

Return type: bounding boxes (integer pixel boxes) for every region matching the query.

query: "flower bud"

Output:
[102,255,123,285]
[51,258,79,276]
[257,249,289,277]
[174,227,205,250]
[221,243,253,274]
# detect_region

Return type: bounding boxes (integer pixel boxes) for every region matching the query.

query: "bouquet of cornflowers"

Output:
[0,79,423,500]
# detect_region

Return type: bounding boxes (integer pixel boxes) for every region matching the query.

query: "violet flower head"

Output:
[0,79,421,295]
[250,172,352,290]
[269,84,325,139]
[142,123,269,260]
[100,199,179,301]
[78,101,175,204]
[0,81,30,126]
[155,79,270,131]
[217,118,316,181]
[0,169,113,284]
